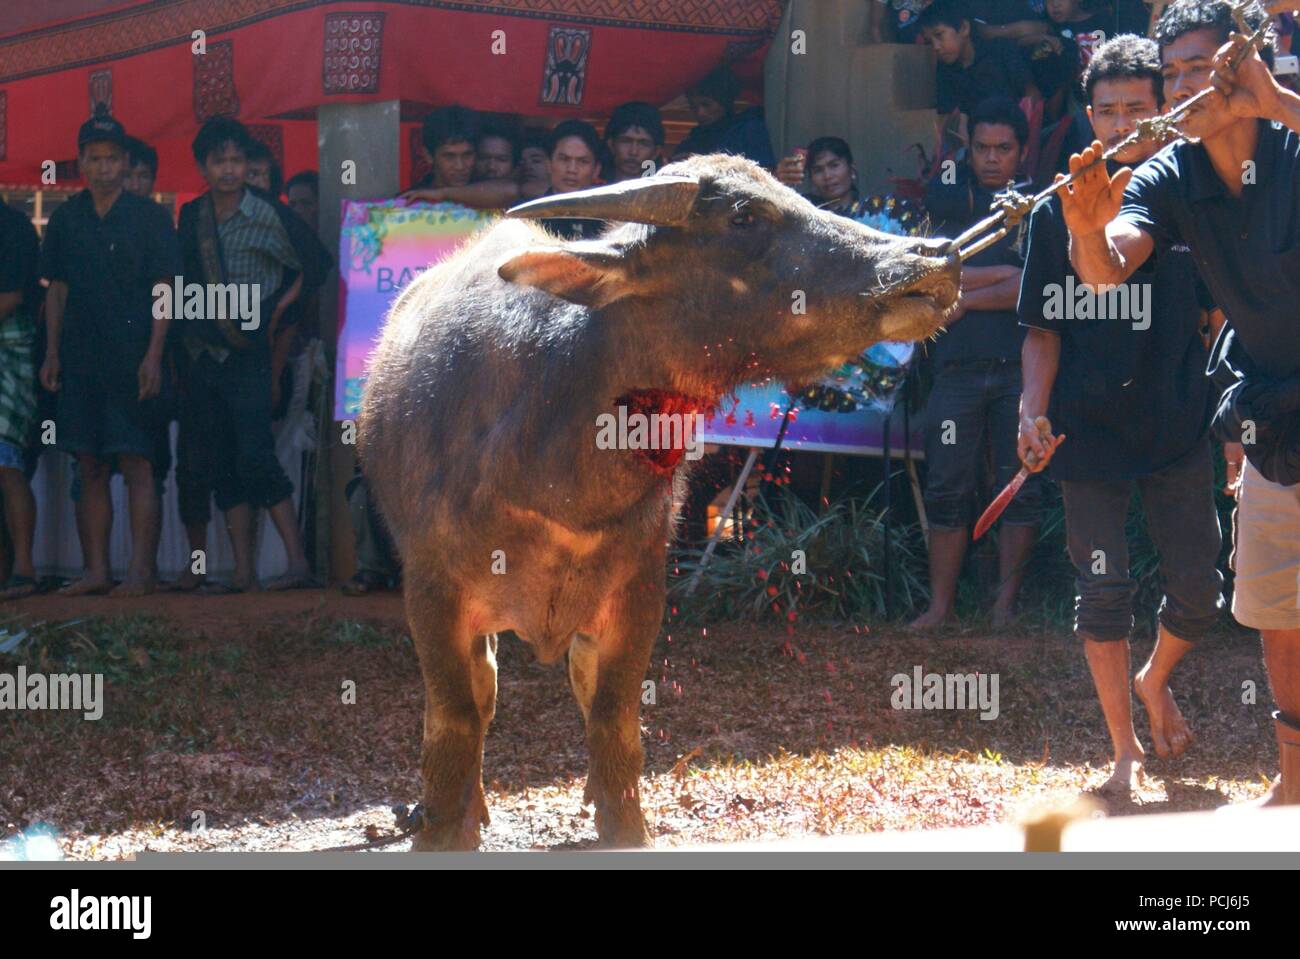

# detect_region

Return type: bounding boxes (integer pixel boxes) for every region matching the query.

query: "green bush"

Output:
[669,486,929,624]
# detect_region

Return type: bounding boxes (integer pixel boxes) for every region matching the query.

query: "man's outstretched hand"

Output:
[1210,31,1285,122]
[1057,140,1132,240]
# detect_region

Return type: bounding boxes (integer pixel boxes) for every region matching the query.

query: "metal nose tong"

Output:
[942,3,1271,266]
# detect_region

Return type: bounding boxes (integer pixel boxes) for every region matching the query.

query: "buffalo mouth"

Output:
[873,256,962,339]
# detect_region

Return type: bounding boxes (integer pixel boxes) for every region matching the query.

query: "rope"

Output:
[313,803,427,852]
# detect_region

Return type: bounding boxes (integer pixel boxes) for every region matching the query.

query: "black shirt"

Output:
[926,173,1027,365]
[1051,12,1111,69]
[935,37,1031,117]
[39,189,181,376]
[1019,193,1214,481]
[1119,121,1300,379]
[671,106,777,168]
[536,189,607,241]
[0,203,40,324]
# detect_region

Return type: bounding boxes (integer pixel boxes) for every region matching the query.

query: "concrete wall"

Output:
[765,0,936,197]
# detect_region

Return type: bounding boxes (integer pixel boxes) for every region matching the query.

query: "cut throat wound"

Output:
[598,389,716,474]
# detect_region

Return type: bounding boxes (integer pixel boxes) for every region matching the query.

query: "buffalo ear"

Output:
[497,244,630,308]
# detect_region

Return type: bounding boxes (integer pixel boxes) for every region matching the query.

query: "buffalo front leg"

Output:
[405,578,498,851]
[582,570,661,848]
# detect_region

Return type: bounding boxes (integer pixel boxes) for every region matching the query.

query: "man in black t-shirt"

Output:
[39,109,181,597]
[1059,0,1300,806]
[1019,35,1223,800]
[912,97,1041,628]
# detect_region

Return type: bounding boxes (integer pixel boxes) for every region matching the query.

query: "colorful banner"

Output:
[335,199,493,419]
[698,375,922,458]
[335,197,924,456]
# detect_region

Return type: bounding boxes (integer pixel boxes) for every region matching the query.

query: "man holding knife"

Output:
[1018,33,1224,801]
[1042,0,1300,804]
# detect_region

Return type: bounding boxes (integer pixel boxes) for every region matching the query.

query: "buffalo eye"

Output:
[730,209,755,228]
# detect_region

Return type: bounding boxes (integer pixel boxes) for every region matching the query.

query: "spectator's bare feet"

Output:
[110,575,157,598]
[0,575,38,600]
[1134,668,1194,758]
[1096,752,1146,802]
[908,606,955,629]
[58,574,113,597]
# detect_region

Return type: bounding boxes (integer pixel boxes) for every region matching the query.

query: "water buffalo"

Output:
[359,153,960,850]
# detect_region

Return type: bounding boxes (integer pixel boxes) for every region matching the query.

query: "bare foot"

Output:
[1095,753,1146,802]
[110,575,156,598]
[908,607,955,629]
[58,574,113,597]
[1134,668,1194,759]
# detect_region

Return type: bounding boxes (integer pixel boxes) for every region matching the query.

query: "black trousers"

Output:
[177,345,293,516]
[923,357,1043,530]
[1059,438,1224,643]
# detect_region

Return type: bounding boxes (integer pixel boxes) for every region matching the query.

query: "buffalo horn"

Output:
[505,176,700,226]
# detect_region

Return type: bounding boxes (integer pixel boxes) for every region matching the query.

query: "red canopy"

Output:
[0,0,783,193]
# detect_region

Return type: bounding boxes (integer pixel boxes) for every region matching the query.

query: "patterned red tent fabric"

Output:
[0,0,783,192]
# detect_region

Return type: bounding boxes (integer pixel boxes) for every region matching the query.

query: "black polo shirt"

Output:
[1019,193,1214,482]
[0,203,40,325]
[926,175,1026,365]
[935,38,1031,117]
[536,189,606,241]
[1118,120,1300,379]
[39,188,180,377]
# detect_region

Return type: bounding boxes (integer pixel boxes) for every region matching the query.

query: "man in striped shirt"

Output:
[175,117,316,592]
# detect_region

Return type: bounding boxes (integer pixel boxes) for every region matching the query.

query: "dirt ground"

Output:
[0,589,1278,857]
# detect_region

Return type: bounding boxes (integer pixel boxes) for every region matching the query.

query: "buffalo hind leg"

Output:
[406,578,498,851]
[583,572,661,848]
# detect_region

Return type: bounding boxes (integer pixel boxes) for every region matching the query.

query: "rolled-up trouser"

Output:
[1231,459,1300,630]
[1060,437,1223,643]
[923,357,1043,531]
[177,345,293,513]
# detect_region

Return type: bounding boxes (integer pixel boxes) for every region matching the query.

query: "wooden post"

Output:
[314,101,401,583]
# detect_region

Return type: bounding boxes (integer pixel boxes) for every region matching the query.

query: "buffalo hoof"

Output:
[594,808,653,849]
[408,796,488,851]
[409,820,481,852]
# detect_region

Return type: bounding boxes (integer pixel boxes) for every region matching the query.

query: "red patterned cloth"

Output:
[0,0,781,192]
